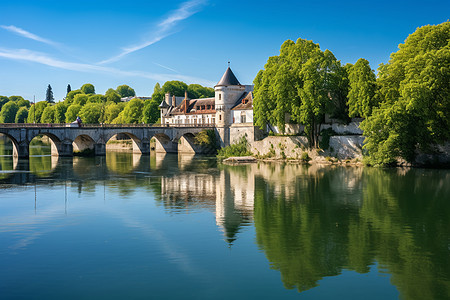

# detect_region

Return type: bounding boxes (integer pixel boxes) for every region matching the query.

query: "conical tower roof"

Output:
[216,67,241,87]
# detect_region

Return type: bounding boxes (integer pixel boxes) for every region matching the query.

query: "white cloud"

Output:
[99,0,207,65]
[0,47,215,86]
[1,25,60,47]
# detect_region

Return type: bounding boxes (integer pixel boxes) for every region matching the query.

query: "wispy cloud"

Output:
[0,47,215,86]
[153,62,179,73]
[99,0,207,65]
[1,25,60,47]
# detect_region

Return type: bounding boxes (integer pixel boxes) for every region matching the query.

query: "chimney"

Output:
[172,95,176,107]
[165,93,170,106]
[184,91,189,114]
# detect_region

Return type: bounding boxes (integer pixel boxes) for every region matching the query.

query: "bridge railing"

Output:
[0,123,216,129]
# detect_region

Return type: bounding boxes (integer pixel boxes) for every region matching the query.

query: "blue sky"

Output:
[0,0,448,101]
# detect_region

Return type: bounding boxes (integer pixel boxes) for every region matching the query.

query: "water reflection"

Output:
[0,152,449,299]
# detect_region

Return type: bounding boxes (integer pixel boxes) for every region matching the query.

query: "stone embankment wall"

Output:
[249,135,364,162]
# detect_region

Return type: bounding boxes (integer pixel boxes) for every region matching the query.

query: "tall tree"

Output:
[162,81,188,97]
[361,21,450,165]
[65,104,82,123]
[41,105,56,123]
[67,84,72,95]
[15,107,28,123]
[0,101,19,123]
[116,85,136,98]
[27,101,48,123]
[347,58,377,118]
[151,82,164,103]
[141,99,160,124]
[54,102,68,123]
[81,83,95,94]
[122,98,144,123]
[46,84,54,103]
[105,88,121,103]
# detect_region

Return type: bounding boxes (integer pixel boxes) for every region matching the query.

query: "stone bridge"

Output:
[0,124,215,158]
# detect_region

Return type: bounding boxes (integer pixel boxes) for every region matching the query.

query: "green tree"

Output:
[67,84,71,95]
[187,84,214,99]
[79,103,102,124]
[15,106,28,123]
[347,58,377,118]
[41,105,56,123]
[65,89,83,104]
[81,83,95,94]
[0,96,9,111]
[9,95,25,102]
[17,99,31,108]
[27,101,48,123]
[105,88,121,103]
[65,104,82,123]
[162,80,188,97]
[87,94,106,104]
[54,102,68,123]
[112,111,124,124]
[104,102,125,124]
[116,85,136,98]
[73,94,88,106]
[151,83,164,103]
[0,101,19,123]
[361,21,450,165]
[46,84,54,103]
[141,99,160,123]
[122,98,143,123]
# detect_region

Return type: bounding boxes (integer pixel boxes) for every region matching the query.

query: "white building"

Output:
[159,67,254,128]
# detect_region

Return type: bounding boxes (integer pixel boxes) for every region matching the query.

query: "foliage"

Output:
[9,95,25,102]
[347,58,377,118]
[65,89,83,104]
[151,83,164,103]
[194,129,217,148]
[15,107,28,123]
[141,99,159,124]
[0,101,19,123]
[300,151,311,162]
[217,136,252,158]
[81,83,95,94]
[54,102,68,123]
[67,84,71,95]
[79,103,102,124]
[27,101,48,123]
[0,96,9,111]
[46,84,54,103]
[122,98,143,123]
[104,102,125,124]
[187,84,214,99]
[116,85,135,98]
[41,105,56,123]
[87,94,105,104]
[361,21,450,165]
[253,38,347,148]
[105,88,121,103]
[65,104,82,123]
[162,80,188,97]
[17,99,30,108]
[73,94,88,106]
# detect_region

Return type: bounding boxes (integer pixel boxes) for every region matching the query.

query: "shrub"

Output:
[300,152,311,162]
[217,136,252,159]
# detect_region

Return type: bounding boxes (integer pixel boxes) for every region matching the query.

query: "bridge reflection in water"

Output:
[0,151,449,299]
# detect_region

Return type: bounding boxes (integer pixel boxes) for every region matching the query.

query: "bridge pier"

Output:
[94,143,106,156]
[13,141,29,159]
[58,141,74,157]
[134,139,151,154]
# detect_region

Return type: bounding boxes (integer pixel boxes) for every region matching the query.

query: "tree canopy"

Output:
[0,101,19,123]
[116,85,136,98]
[81,83,95,94]
[347,58,377,118]
[361,21,450,165]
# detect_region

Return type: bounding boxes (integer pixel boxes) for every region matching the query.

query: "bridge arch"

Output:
[73,134,95,155]
[0,132,21,158]
[104,132,150,155]
[28,133,67,157]
[151,133,177,153]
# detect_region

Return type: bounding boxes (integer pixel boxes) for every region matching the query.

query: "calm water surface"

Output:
[0,143,449,299]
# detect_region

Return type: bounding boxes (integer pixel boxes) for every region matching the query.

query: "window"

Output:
[207,105,211,110]
[219,94,221,100]
[219,115,222,121]
[212,117,215,123]
[241,113,246,123]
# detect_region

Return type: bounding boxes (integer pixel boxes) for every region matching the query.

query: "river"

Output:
[0,140,449,299]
